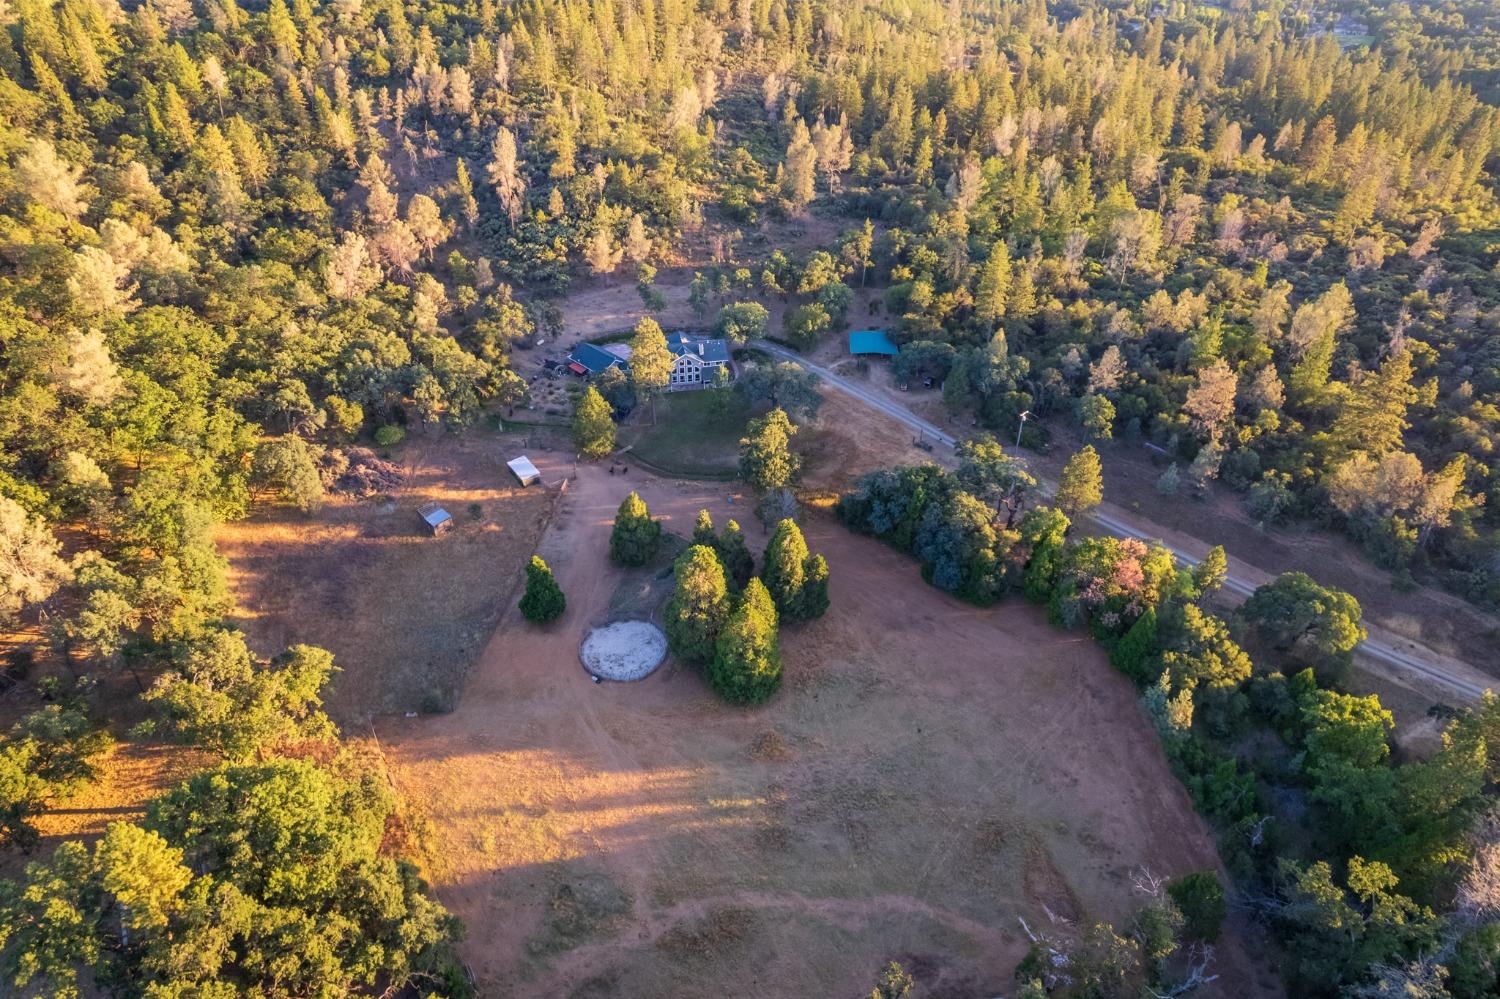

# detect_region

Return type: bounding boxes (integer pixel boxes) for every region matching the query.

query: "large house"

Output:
[666,333,730,389]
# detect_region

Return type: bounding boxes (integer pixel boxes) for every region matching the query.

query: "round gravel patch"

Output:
[580,621,668,681]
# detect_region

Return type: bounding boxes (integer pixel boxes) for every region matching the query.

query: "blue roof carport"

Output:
[848,330,898,356]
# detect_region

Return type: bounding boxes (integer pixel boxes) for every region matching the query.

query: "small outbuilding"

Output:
[568,342,626,375]
[507,455,541,487]
[417,501,454,536]
[848,329,899,357]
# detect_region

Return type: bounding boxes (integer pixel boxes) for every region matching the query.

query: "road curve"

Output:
[759,342,1492,703]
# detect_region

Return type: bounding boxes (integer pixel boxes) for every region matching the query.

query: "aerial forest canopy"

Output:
[2,0,1500,992]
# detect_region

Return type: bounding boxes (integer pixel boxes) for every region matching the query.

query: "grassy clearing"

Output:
[622,391,748,478]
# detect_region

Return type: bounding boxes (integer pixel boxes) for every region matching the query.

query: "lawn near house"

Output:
[620,390,750,479]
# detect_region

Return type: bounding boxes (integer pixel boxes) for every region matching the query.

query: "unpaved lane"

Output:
[759,343,1494,704]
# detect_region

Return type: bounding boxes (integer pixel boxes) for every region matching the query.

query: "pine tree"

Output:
[572,386,615,459]
[628,318,673,421]
[799,553,830,620]
[1192,546,1228,600]
[761,518,829,622]
[609,491,661,567]
[739,408,801,492]
[454,159,479,228]
[1110,606,1159,684]
[717,520,755,590]
[664,544,729,665]
[519,555,565,623]
[974,241,1012,324]
[1056,445,1104,517]
[487,126,526,227]
[1330,347,1416,457]
[692,509,717,549]
[709,578,782,704]
[783,120,817,212]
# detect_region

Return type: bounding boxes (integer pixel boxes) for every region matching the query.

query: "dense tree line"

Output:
[841,455,1500,997]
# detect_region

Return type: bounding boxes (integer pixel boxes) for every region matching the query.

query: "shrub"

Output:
[1168,871,1227,942]
[373,425,405,447]
[609,492,661,567]
[519,556,565,624]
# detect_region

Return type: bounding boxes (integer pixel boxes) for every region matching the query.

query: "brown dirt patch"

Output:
[0,738,214,880]
[374,464,1272,998]
[799,389,949,493]
[218,428,563,723]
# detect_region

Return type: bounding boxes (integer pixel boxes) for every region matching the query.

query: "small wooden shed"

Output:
[417,501,454,536]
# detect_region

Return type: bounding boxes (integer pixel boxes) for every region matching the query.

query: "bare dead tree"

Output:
[1456,810,1500,925]
[1132,867,1167,899]
[1145,943,1219,998]
[1345,955,1449,998]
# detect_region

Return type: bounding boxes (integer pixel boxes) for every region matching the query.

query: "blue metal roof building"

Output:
[569,342,625,374]
[666,332,730,364]
[848,330,898,356]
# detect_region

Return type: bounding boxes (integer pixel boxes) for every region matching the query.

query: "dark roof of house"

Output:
[666,332,730,364]
[848,329,899,356]
[569,342,624,373]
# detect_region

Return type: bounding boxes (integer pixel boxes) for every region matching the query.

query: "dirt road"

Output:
[758,343,1496,705]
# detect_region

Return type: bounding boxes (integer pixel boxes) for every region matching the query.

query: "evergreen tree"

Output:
[718,520,756,590]
[974,240,1011,323]
[1110,605,1160,684]
[761,518,829,621]
[739,408,801,492]
[1192,545,1228,599]
[664,544,730,666]
[628,317,674,422]
[709,578,782,704]
[1330,347,1417,457]
[519,555,565,623]
[1056,445,1104,517]
[572,385,615,459]
[609,491,661,567]
[692,508,717,549]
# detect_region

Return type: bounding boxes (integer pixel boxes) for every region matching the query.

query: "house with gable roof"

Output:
[665,332,731,389]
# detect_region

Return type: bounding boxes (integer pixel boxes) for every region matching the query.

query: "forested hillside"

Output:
[2,0,1500,992]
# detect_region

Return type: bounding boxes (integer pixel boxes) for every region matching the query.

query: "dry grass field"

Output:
[218,428,564,722]
[374,465,1278,998]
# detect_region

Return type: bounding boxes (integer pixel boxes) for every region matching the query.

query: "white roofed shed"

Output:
[507,455,541,487]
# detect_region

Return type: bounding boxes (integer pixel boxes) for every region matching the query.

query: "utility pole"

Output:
[1015,410,1031,449]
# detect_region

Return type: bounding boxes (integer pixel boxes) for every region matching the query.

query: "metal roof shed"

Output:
[417,501,454,536]
[848,330,899,356]
[569,342,625,374]
[507,455,541,487]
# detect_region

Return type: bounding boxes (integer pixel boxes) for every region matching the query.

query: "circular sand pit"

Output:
[580,621,668,681]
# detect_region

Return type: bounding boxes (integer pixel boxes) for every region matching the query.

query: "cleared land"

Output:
[218,429,563,722]
[375,464,1275,998]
